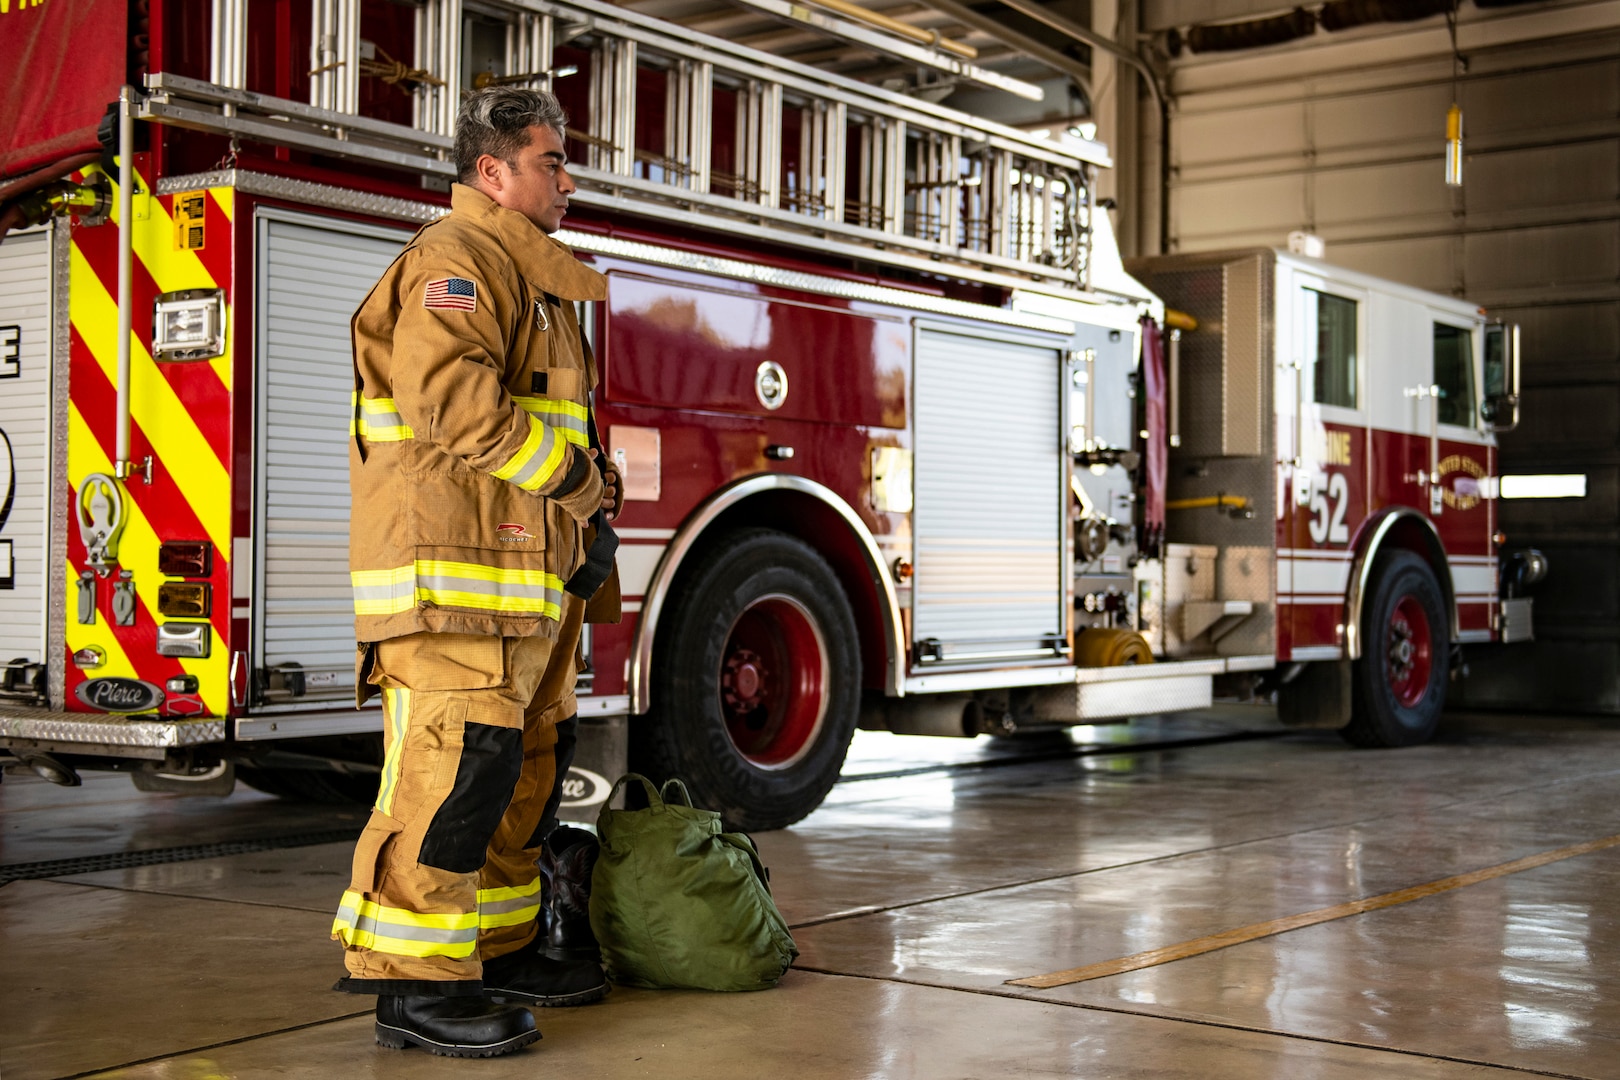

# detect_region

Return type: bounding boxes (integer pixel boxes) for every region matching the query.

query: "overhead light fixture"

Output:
[1445,102,1463,187]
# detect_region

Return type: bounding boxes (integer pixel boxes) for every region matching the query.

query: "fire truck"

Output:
[0,0,1534,831]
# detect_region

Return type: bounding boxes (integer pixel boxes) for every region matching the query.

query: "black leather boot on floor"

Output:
[541,825,602,961]
[374,994,540,1057]
[482,947,609,1007]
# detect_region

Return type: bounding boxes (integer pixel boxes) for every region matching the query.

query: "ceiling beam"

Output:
[718,0,1047,99]
[917,0,1092,99]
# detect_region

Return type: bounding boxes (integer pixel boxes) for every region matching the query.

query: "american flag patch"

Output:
[424,277,477,312]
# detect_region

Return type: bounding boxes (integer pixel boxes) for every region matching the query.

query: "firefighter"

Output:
[331,86,621,1058]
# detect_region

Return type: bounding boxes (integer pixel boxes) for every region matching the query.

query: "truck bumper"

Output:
[0,704,226,759]
[1499,597,1534,643]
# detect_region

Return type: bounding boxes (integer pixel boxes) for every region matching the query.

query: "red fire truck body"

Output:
[0,0,1531,829]
[1127,249,1529,742]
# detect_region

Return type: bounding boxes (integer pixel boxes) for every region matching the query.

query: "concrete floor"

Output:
[5,706,1620,1079]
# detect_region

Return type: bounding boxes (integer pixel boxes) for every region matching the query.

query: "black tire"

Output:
[1341,550,1449,748]
[236,765,380,804]
[633,528,861,831]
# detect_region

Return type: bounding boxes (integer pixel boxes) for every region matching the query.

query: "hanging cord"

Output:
[362,45,445,89]
[309,46,446,91]
[1445,1,1467,91]
[1443,1,1467,188]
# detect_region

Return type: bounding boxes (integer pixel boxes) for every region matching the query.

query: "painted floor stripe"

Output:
[1006,831,1620,990]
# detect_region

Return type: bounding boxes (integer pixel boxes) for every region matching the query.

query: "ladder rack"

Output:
[152,0,1105,292]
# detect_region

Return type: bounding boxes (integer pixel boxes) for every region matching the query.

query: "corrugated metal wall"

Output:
[1141,0,1620,711]
[255,214,410,700]
[912,327,1066,660]
[0,228,53,662]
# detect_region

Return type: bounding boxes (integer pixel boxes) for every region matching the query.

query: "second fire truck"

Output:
[0,0,1533,829]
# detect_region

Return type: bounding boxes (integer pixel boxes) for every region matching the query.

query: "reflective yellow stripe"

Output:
[332,890,480,959]
[492,413,569,491]
[352,561,565,620]
[416,561,555,585]
[375,688,411,815]
[352,565,416,616]
[350,393,415,441]
[349,394,583,470]
[478,879,543,904]
[512,396,589,421]
[477,877,544,930]
[512,396,590,447]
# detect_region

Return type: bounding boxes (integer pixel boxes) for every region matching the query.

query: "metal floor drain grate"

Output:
[0,828,363,884]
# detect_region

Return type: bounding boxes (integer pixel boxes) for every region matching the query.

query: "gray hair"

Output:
[453,87,569,183]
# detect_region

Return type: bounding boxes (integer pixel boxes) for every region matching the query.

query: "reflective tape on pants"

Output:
[477,877,543,929]
[332,890,480,959]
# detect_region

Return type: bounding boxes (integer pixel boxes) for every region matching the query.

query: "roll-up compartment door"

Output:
[0,229,54,667]
[912,326,1065,663]
[255,214,409,703]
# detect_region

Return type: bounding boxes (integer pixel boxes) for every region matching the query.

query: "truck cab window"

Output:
[1306,288,1358,408]
[1434,323,1476,427]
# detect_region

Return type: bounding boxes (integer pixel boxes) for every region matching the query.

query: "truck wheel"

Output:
[634,529,860,831]
[1341,550,1449,748]
[237,734,384,805]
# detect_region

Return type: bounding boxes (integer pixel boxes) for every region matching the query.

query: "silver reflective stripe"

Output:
[479,895,541,918]
[352,573,415,616]
[501,422,562,490]
[513,397,590,446]
[417,569,562,610]
[360,400,411,439]
[353,580,414,604]
[334,904,479,946]
[549,413,588,443]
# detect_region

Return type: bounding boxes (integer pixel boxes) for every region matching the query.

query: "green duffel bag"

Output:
[589,774,798,991]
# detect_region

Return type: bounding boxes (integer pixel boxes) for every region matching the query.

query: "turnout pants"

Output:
[332,594,584,995]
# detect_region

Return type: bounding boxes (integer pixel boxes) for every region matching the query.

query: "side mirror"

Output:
[1482,322,1520,433]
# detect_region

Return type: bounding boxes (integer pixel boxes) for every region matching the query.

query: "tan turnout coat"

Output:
[349,183,611,644]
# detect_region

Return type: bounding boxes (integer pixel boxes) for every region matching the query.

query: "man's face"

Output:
[477,124,575,234]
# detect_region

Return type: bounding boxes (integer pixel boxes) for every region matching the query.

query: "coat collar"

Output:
[449,184,606,302]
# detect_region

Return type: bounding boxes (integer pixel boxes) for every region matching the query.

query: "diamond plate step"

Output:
[0,704,225,750]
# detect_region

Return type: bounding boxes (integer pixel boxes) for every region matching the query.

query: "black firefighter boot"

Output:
[374,994,540,1058]
[542,825,602,961]
[482,944,609,1007]
[481,826,608,1007]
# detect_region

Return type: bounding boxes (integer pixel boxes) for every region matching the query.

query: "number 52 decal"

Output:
[1307,470,1351,545]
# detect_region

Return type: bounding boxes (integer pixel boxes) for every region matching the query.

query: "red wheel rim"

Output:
[719,594,829,769]
[1385,594,1433,708]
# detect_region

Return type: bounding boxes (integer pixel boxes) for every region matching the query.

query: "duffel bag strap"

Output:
[658,777,695,808]
[606,772,665,809]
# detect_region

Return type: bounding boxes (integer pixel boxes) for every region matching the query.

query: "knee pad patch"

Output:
[420,722,524,873]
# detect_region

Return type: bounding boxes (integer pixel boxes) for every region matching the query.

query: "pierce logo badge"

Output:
[424,277,477,312]
[497,522,531,542]
[558,765,611,808]
[75,677,164,714]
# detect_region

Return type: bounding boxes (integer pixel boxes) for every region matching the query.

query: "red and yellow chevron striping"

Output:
[65,166,236,717]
